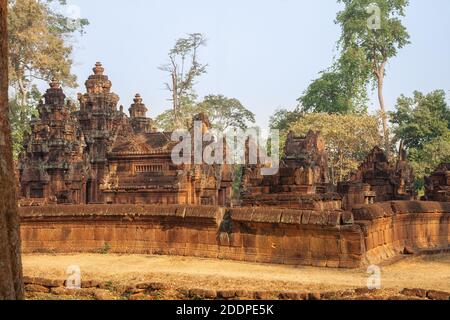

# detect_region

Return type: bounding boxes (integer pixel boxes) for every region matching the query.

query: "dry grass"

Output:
[22,253,450,292]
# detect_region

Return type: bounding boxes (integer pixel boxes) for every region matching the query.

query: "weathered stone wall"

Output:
[353,201,450,265]
[19,202,450,268]
[20,205,224,258]
[19,205,364,268]
[223,208,362,268]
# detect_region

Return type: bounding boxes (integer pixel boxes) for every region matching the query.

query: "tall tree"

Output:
[299,47,370,114]
[0,0,24,300]
[8,0,88,158]
[269,106,302,132]
[159,33,207,127]
[336,0,410,157]
[391,90,450,188]
[196,94,255,132]
[155,94,255,132]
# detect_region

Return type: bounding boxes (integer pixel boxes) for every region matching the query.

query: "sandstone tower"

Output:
[19,79,87,204]
[76,62,121,203]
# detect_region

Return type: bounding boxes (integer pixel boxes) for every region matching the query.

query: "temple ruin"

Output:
[240,130,341,210]
[15,62,450,269]
[338,144,416,210]
[19,62,233,206]
[424,163,450,202]
[19,74,419,210]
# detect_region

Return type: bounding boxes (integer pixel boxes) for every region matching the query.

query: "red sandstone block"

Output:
[93,227,106,241]
[114,227,128,241]
[325,260,340,268]
[103,228,114,241]
[194,243,210,252]
[296,236,311,253]
[307,212,322,225]
[324,237,340,259]
[143,228,156,241]
[282,236,298,251]
[250,208,283,224]
[242,234,256,248]
[197,230,210,244]
[364,233,374,251]
[185,242,199,251]
[118,227,132,241]
[339,255,362,268]
[186,229,199,243]
[254,234,269,249]
[82,227,95,241]
[346,239,363,255]
[207,230,218,245]
[25,284,50,293]
[327,211,342,226]
[301,211,311,225]
[229,233,242,248]
[168,227,187,243]
[281,210,302,225]
[154,230,167,243]
[384,229,393,245]
[310,237,326,259]
[229,208,254,222]
[310,260,327,268]
[392,201,439,215]
[189,288,217,299]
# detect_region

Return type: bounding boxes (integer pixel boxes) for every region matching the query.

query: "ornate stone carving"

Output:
[424,163,450,202]
[19,63,232,207]
[240,130,340,210]
[339,144,416,210]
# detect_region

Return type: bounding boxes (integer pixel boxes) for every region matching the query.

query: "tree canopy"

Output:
[298,47,370,114]
[196,94,255,132]
[159,33,208,127]
[8,0,88,158]
[336,0,410,156]
[155,94,255,132]
[391,90,450,187]
[290,113,383,183]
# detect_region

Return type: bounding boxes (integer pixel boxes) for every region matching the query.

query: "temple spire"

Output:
[93,61,104,75]
[129,93,148,118]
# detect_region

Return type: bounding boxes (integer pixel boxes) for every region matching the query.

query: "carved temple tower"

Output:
[129,93,155,133]
[19,79,87,204]
[77,62,120,203]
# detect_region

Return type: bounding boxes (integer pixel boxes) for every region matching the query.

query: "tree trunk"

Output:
[17,76,28,107]
[171,71,178,126]
[377,73,390,159]
[0,0,24,300]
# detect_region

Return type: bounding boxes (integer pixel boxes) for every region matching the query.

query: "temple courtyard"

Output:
[22,252,450,300]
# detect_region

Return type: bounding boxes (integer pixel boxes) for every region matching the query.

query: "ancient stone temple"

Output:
[424,163,450,202]
[104,113,232,206]
[338,144,416,210]
[19,62,232,206]
[240,130,341,210]
[19,79,88,205]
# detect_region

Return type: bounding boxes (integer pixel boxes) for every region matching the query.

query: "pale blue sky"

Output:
[65,0,450,128]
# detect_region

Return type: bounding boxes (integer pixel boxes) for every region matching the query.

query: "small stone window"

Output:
[30,187,44,198]
[135,165,163,173]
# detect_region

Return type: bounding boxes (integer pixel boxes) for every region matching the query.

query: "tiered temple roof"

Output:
[19,63,232,206]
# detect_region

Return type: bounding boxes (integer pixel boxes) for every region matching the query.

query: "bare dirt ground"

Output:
[22,253,450,293]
